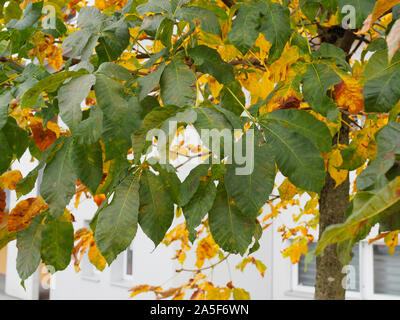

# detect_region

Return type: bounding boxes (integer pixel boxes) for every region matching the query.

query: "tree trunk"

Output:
[314,115,350,300]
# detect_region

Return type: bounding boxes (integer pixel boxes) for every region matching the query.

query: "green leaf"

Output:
[97,62,133,82]
[357,122,400,190]
[132,105,180,163]
[137,62,166,101]
[139,170,174,247]
[179,164,209,206]
[313,43,349,70]
[95,173,140,264]
[137,0,171,15]
[258,0,292,63]
[101,99,142,161]
[188,45,234,84]
[73,106,103,145]
[260,109,333,153]
[225,131,276,217]
[16,141,59,196]
[63,29,99,61]
[0,91,11,130]
[175,6,222,36]
[0,131,13,175]
[94,74,129,124]
[183,179,217,242]
[227,2,261,54]
[219,81,246,116]
[152,163,181,203]
[316,176,400,256]
[193,106,233,158]
[12,1,43,30]
[302,62,342,116]
[15,167,39,197]
[209,185,256,255]
[4,0,22,24]
[261,121,325,193]
[71,141,103,194]
[40,217,74,271]
[0,227,16,251]
[40,138,77,219]
[140,14,165,37]
[16,214,43,282]
[338,0,376,29]
[21,70,88,108]
[363,50,400,113]
[156,18,174,47]
[160,58,196,107]
[58,74,96,132]
[299,0,321,21]
[2,116,29,159]
[77,6,104,31]
[96,22,130,62]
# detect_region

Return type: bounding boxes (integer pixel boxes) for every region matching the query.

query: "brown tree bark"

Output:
[312,24,357,300]
[314,114,350,300]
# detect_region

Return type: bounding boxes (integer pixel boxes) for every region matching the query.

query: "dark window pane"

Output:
[126,248,133,276]
[298,242,360,292]
[0,274,5,293]
[373,244,400,296]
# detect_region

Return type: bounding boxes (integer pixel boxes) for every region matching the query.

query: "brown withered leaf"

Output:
[7,197,48,233]
[278,95,301,110]
[0,188,6,212]
[30,121,57,152]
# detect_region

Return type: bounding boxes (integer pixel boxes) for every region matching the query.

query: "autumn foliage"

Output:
[0,0,399,300]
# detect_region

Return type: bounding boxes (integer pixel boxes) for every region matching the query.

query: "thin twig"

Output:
[176,254,231,273]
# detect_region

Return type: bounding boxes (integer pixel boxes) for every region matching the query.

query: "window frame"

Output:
[292,239,400,300]
[291,241,362,299]
[121,245,134,281]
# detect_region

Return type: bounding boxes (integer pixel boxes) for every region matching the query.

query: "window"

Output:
[373,244,400,296]
[110,243,134,286]
[293,240,400,299]
[297,242,360,292]
[123,246,134,279]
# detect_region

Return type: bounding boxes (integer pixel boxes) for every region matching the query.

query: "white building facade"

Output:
[2,150,400,300]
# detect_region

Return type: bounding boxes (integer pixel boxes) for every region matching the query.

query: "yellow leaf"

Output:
[278,178,297,201]
[233,288,250,300]
[268,45,299,83]
[7,197,48,232]
[195,235,219,268]
[217,44,241,62]
[384,231,399,256]
[46,46,63,71]
[129,284,150,298]
[93,194,106,207]
[282,238,308,264]
[254,259,267,277]
[334,77,364,114]
[46,121,60,138]
[238,71,274,104]
[0,170,23,190]
[200,281,232,300]
[328,149,348,188]
[88,240,107,271]
[359,0,400,33]
[208,76,223,99]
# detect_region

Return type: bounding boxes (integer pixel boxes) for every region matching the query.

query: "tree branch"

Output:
[221,0,235,8]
